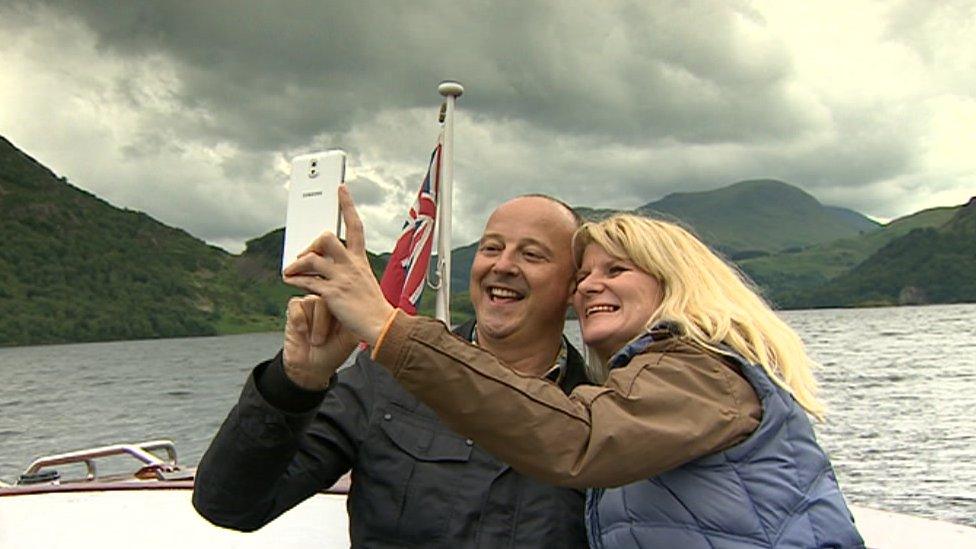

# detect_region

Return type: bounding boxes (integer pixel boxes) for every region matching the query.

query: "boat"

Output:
[0,440,349,548]
[1,439,974,548]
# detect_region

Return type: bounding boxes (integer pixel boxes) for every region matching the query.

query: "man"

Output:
[192,190,590,547]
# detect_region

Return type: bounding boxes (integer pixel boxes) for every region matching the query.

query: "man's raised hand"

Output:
[282,295,358,390]
[283,184,395,347]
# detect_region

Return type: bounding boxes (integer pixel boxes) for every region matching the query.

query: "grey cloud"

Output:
[25,0,815,150]
[345,175,386,207]
[120,131,186,159]
[218,150,278,183]
[3,0,971,252]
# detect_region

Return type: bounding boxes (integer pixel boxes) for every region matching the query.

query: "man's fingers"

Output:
[338,185,366,255]
[310,296,332,346]
[283,274,324,296]
[291,233,351,272]
[301,294,318,315]
[286,297,309,334]
[284,250,338,278]
[296,230,344,259]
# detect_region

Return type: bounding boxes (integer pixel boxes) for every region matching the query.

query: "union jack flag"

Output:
[379,139,442,315]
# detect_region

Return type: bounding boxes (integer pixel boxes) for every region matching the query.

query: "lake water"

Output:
[2,303,974,527]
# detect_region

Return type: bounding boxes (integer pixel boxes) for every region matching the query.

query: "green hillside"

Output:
[0,136,289,345]
[740,205,961,303]
[786,199,976,307]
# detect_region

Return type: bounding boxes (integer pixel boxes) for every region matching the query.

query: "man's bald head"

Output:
[469,195,579,354]
[511,194,582,228]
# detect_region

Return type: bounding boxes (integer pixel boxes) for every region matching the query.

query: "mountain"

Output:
[634,179,881,256]
[739,205,962,304]
[786,198,976,307]
[0,136,289,345]
[404,181,960,315]
[1,133,971,346]
[944,197,976,234]
[572,206,619,222]
[824,206,880,233]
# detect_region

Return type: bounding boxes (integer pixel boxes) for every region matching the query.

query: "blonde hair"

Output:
[573,214,825,420]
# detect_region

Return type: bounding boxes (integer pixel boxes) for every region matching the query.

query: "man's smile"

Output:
[487,285,525,303]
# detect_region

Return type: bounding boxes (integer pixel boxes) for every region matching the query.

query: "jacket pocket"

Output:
[375,405,474,542]
[379,409,474,461]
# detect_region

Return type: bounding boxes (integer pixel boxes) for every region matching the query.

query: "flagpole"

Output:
[435,81,463,324]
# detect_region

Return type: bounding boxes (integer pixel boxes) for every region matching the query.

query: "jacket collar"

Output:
[607,321,682,370]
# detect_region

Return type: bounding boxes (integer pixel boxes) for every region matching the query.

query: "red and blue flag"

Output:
[379,140,442,315]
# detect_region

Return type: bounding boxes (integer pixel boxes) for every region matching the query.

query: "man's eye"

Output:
[524,251,544,261]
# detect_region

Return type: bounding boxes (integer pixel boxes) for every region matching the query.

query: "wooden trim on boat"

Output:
[0,472,352,497]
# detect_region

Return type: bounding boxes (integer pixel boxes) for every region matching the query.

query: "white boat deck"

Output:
[0,487,348,549]
[2,441,974,548]
[2,485,975,548]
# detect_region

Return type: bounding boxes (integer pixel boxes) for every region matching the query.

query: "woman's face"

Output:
[573,243,663,361]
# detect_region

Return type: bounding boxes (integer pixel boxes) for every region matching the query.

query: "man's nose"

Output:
[491,250,520,275]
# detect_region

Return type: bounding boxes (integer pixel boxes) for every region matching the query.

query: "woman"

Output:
[286,203,863,547]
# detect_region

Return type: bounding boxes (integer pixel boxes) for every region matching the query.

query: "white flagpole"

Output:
[435,81,463,324]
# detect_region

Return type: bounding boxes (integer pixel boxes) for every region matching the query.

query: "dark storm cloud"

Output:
[24,0,816,149]
[3,1,970,250]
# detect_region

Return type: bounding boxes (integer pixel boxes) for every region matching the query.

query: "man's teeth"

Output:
[586,305,618,316]
[490,287,521,299]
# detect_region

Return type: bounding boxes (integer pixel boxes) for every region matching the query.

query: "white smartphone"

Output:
[282,149,347,272]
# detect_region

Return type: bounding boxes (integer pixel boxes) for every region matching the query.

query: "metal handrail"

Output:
[22,440,178,482]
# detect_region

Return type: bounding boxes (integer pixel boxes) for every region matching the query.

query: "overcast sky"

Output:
[1,1,973,253]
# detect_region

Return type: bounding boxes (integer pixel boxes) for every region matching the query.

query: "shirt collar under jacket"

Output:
[470,323,569,384]
[607,321,682,371]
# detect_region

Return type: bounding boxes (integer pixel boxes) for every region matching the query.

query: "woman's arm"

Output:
[373,311,761,489]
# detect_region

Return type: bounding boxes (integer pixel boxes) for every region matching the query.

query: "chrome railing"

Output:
[19,440,179,484]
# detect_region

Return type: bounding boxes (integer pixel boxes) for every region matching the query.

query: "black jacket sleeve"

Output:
[192,350,374,531]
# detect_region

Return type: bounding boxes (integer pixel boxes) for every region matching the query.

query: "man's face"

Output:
[469,197,577,344]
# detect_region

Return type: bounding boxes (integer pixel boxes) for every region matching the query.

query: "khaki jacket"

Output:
[373,311,762,489]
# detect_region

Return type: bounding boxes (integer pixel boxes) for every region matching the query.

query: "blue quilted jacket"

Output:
[586,341,864,548]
